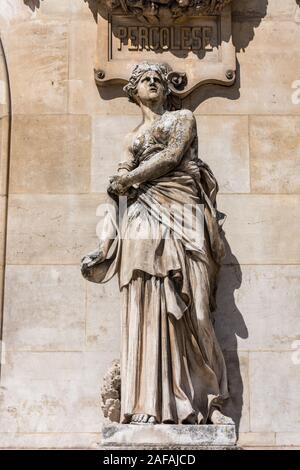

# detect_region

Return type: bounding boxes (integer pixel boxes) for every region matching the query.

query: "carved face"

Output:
[135,71,166,106]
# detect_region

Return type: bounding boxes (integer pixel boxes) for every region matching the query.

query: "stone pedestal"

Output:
[101,424,237,449]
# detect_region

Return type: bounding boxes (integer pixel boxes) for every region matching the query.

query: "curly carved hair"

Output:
[123,62,171,104]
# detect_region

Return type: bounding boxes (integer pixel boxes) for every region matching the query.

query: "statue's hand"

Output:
[108,174,131,196]
[81,247,106,277]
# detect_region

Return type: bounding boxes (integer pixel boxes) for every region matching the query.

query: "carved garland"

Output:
[102,0,233,24]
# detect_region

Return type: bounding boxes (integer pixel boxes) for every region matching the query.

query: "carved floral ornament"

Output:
[102,0,233,24]
[95,0,236,98]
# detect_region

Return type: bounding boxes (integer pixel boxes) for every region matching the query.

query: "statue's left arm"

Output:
[110,110,196,194]
[127,110,196,186]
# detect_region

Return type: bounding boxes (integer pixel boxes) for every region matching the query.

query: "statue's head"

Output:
[123,63,171,108]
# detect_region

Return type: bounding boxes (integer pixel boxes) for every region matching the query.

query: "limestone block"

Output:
[275,433,300,447]
[68,0,97,19]
[250,116,300,194]
[238,432,276,448]
[92,116,140,193]
[192,20,300,115]
[215,265,300,351]
[1,21,68,114]
[68,79,139,116]
[2,265,86,351]
[68,19,104,115]
[0,0,34,28]
[0,266,4,320]
[0,432,100,450]
[0,116,10,196]
[249,352,300,432]
[0,47,10,118]
[265,0,299,19]
[37,0,76,17]
[102,424,237,447]
[86,278,121,352]
[35,0,94,20]
[68,20,139,116]
[10,115,91,194]
[0,351,115,433]
[232,0,297,19]
[6,194,105,265]
[196,115,250,193]
[69,20,97,83]
[218,195,300,265]
[222,352,250,433]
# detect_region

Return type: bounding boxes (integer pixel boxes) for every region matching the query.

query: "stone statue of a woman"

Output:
[81,62,233,426]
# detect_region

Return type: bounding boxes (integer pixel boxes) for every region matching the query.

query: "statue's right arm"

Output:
[117,132,136,176]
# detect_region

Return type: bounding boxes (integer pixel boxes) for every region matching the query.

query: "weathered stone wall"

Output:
[0,0,299,449]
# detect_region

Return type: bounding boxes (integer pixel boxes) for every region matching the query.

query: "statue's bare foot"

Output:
[209,409,234,425]
[131,414,157,424]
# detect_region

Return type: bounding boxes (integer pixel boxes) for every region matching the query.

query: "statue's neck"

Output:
[139,102,165,125]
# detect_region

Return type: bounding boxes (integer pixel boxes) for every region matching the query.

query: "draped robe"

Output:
[84,109,229,424]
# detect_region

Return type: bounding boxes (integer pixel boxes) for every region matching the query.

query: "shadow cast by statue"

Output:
[214,234,248,437]
[233,0,268,53]
[23,0,43,11]
[184,0,268,108]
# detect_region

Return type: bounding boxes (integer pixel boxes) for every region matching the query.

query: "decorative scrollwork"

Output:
[167,70,188,92]
[101,0,233,24]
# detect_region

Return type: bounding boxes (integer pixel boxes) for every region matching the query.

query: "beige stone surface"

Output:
[10,115,91,194]
[250,116,300,194]
[0,351,116,433]
[0,0,34,28]
[0,48,10,119]
[91,115,140,193]
[2,265,86,351]
[191,20,300,115]
[34,0,94,20]
[232,0,297,19]
[0,0,299,450]
[0,432,100,450]
[2,20,68,114]
[219,195,300,265]
[68,19,101,115]
[196,115,250,193]
[86,278,121,352]
[0,195,6,266]
[6,194,105,265]
[0,117,10,196]
[238,432,276,447]
[276,433,300,447]
[0,266,4,324]
[215,265,300,352]
[222,351,250,433]
[67,19,139,116]
[102,423,237,447]
[249,352,300,432]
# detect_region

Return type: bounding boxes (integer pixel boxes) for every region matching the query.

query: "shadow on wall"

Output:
[214,235,248,436]
[23,0,100,19]
[186,0,268,110]
[84,0,100,21]
[23,0,43,11]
